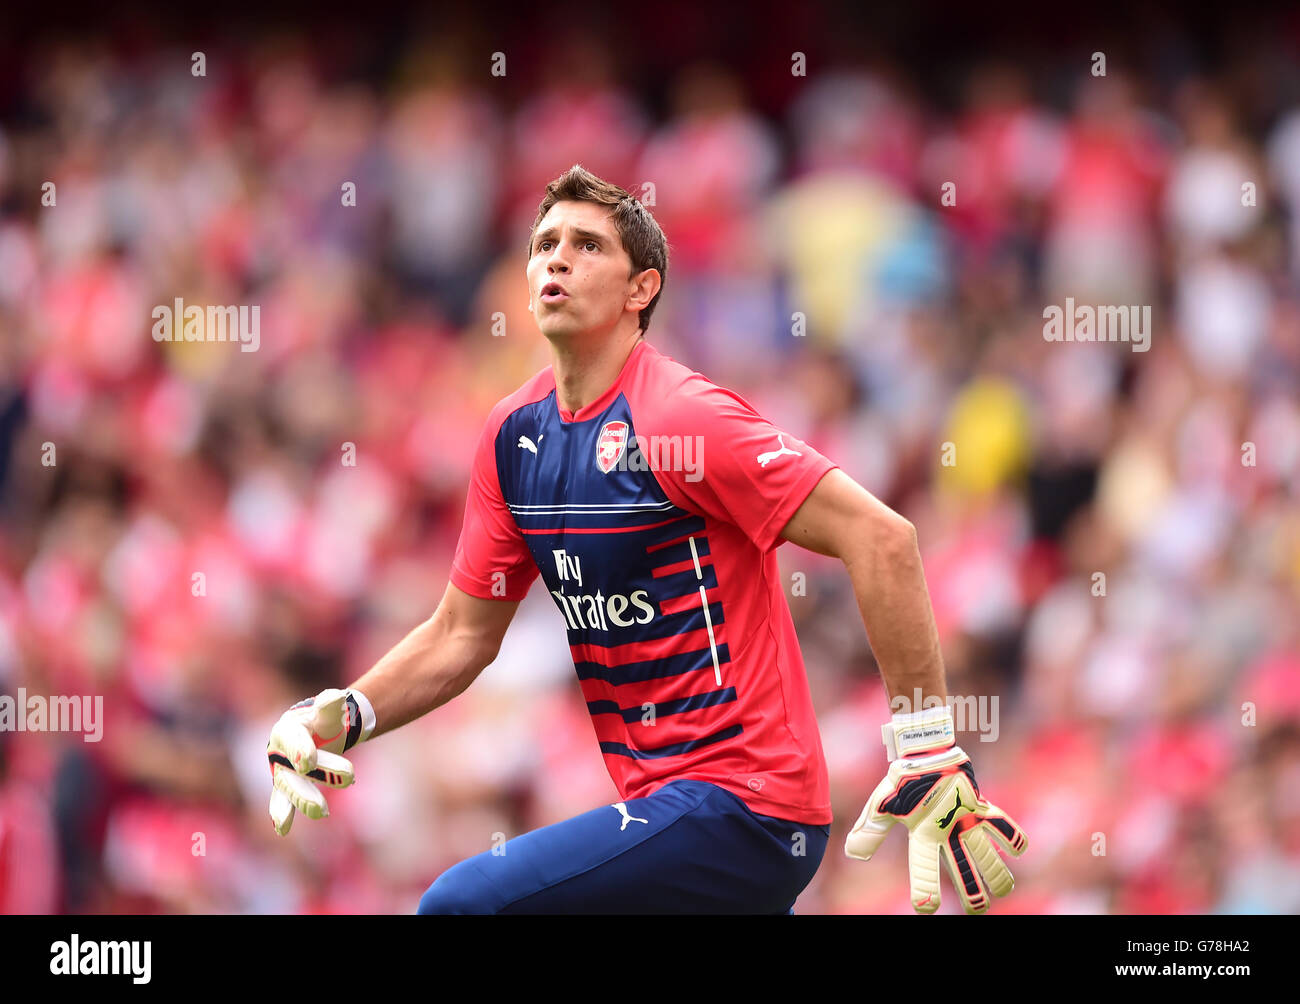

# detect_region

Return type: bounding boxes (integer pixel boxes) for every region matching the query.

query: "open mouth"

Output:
[540,282,569,303]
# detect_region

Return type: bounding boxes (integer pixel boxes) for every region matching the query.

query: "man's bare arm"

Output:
[779,468,944,707]
[346,581,522,739]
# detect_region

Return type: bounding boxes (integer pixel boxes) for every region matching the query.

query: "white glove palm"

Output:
[845,708,1028,914]
[267,688,362,836]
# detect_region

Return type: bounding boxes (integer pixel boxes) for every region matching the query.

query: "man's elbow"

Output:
[472,637,505,674]
[446,622,501,680]
[851,505,918,564]
[885,509,918,548]
[422,606,500,692]
[438,637,500,702]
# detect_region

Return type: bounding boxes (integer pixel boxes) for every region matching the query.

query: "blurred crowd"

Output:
[1,16,1299,915]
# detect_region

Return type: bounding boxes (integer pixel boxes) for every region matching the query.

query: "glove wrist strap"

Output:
[345,689,377,750]
[881,705,955,761]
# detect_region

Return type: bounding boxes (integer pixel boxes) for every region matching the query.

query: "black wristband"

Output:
[343,693,363,751]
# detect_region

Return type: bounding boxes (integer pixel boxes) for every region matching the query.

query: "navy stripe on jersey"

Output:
[509,503,683,526]
[508,500,680,513]
[515,510,698,532]
[600,724,744,760]
[653,563,720,596]
[647,536,712,567]
[656,600,726,636]
[586,687,738,720]
[574,643,732,686]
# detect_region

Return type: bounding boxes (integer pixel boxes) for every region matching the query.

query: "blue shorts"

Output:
[417,779,830,914]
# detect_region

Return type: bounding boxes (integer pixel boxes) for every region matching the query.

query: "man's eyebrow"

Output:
[534,226,609,245]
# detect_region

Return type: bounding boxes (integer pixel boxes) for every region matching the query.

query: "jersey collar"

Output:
[556,338,649,424]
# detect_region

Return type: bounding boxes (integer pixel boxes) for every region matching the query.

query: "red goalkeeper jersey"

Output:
[450,339,837,824]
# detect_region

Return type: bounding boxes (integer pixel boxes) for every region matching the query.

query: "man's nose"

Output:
[546,243,571,272]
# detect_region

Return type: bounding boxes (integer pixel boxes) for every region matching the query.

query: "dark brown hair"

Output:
[528,164,669,335]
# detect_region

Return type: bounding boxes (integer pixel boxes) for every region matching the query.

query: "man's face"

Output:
[528,200,640,341]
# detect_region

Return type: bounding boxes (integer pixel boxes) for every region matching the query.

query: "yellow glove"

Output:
[845,706,1028,914]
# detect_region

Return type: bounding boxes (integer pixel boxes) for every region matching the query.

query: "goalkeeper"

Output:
[268,165,1027,914]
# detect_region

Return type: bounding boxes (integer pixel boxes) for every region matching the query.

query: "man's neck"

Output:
[551,330,644,416]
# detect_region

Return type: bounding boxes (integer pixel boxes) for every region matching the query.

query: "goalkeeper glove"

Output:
[267,687,375,836]
[845,705,1028,914]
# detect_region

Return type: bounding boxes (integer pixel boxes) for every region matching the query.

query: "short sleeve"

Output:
[649,378,838,553]
[449,416,540,601]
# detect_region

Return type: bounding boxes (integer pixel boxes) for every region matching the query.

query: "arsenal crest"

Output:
[596,421,629,474]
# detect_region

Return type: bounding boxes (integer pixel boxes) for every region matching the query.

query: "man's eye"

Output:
[537,239,596,252]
